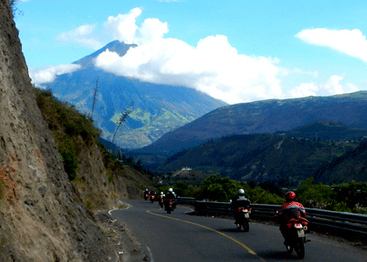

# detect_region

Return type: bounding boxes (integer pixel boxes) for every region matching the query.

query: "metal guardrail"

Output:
[178,199,367,240]
[176,197,196,206]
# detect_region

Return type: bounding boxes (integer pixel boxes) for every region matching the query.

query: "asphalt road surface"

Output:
[111,200,367,262]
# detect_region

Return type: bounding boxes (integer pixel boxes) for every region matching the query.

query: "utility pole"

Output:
[111,108,132,144]
[90,78,99,120]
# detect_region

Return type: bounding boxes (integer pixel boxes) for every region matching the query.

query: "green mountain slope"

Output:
[277,121,367,140]
[315,140,367,183]
[143,92,367,155]
[161,134,356,186]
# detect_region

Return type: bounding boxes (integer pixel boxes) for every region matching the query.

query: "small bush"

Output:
[0,179,5,200]
[60,150,78,181]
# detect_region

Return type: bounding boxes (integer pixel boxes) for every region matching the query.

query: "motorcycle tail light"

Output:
[294,223,303,229]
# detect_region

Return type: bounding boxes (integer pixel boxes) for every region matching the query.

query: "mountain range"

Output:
[44,40,226,148]
[159,130,361,186]
[141,91,367,155]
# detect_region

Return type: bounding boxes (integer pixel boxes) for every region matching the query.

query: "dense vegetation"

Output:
[281,121,367,141]
[158,175,283,204]
[297,178,367,213]
[157,175,367,213]
[315,140,367,183]
[160,133,358,186]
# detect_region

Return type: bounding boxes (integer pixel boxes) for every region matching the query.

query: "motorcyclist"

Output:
[166,188,176,197]
[278,191,307,241]
[165,188,176,209]
[149,190,156,202]
[158,191,165,207]
[231,189,251,227]
[144,188,149,200]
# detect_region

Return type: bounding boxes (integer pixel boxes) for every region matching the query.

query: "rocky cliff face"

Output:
[0,1,135,260]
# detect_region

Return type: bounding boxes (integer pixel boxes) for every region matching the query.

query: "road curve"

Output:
[111,200,367,262]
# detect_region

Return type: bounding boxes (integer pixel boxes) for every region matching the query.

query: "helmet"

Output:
[285,191,296,201]
[168,188,173,192]
[160,192,164,195]
[238,189,245,195]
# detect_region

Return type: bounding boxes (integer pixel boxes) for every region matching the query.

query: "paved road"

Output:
[111,200,367,262]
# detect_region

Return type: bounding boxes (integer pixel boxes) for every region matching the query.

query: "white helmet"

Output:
[168,188,173,192]
[238,188,245,195]
[160,191,164,195]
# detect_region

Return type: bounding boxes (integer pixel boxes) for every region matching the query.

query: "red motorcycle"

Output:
[281,213,309,259]
[164,198,175,214]
[149,192,156,203]
[235,207,251,232]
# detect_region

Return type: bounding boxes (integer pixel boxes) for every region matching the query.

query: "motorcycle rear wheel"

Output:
[295,239,305,259]
[241,221,249,232]
[285,244,293,254]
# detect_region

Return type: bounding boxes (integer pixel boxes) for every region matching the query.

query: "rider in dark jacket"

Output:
[164,187,177,208]
[231,189,251,226]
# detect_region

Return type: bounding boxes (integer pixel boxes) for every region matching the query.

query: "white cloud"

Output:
[95,9,284,104]
[30,64,81,86]
[54,9,363,103]
[288,75,359,98]
[323,75,359,94]
[289,83,319,98]
[296,28,367,62]
[104,7,142,44]
[57,24,101,49]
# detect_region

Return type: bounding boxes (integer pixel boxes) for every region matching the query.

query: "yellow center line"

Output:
[146,210,266,262]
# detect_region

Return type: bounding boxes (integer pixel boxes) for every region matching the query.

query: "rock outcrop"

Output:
[0,1,145,260]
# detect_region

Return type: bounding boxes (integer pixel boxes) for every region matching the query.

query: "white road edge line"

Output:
[108,208,119,216]
[146,245,155,262]
[108,202,132,216]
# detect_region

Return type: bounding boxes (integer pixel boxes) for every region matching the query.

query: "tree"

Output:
[297,177,335,209]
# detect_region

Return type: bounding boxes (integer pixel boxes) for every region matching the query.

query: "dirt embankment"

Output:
[0,1,151,261]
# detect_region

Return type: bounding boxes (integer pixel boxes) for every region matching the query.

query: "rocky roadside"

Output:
[95,209,150,262]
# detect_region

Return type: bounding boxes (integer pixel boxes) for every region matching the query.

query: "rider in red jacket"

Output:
[280,191,306,212]
[278,191,307,240]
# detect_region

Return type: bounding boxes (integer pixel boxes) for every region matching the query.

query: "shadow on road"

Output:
[219,227,249,233]
[257,250,300,260]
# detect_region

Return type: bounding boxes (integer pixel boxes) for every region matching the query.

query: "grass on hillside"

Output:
[34,87,153,195]
[35,88,100,180]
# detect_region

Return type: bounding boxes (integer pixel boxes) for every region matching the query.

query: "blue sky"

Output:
[15,0,367,104]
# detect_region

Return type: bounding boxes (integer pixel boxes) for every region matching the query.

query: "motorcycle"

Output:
[149,193,156,203]
[235,207,251,232]
[158,196,164,208]
[144,191,149,200]
[282,216,309,259]
[164,198,175,214]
